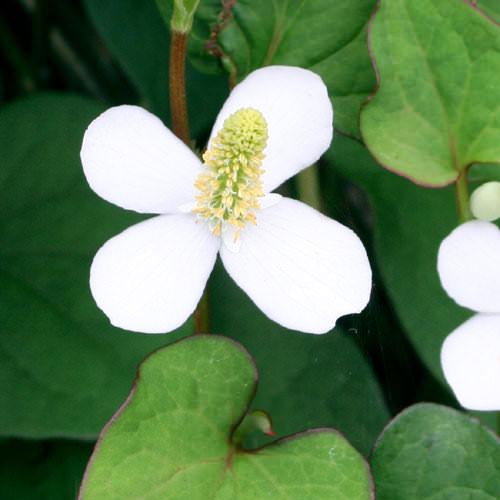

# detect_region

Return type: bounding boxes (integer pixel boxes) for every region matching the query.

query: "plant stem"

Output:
[194,292,210,334]
[296,165,322,211]
[169,28,209,334]
[455,168,471,223]
[169,30,190,145]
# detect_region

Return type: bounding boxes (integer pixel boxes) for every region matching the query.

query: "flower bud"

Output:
[470,181,500,222]
[170,0,200,33]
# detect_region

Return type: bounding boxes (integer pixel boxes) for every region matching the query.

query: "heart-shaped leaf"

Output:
[192,0,377,138]
[79,335,374,499]
[371,403,500,499]
[0,93,190,438]
[361,0,500,186]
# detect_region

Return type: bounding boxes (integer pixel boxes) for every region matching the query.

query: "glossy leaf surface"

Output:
[80,336,374,500]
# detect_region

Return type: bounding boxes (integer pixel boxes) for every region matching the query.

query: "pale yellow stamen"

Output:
[193,108,268,239]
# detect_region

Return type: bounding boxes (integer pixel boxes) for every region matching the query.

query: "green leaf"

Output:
[83,0,227,138]
[154,0,173,28]
[188,0,226,75]
[470,163,500,183]
[0,93,190,438]
[477,0,500,22]
[0,439,92,499]
[361,0,500,186]
[371,403,500,500]
[326,135,466,381]
[80,335,374,500]
[325,135,498,427]
[209,263,390,456]
[170,0,202,33]
[195,0,377,137]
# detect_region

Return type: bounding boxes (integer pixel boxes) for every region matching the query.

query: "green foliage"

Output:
[188,0,225,74]
[362,0,500,186]
[83,0,227,137]
[170,0,202,33]
[0,94,190,437]
[1,0,499,497]
[326,135,467,383]
[0,439,92,499]
[371,403,500,499]
[81,0,391,461]
[477,0,500,22]
[326,135,500,429]
[210,263,390,456]
[192,0,377,137]
[154,0,173,29]
[80,336,374,500]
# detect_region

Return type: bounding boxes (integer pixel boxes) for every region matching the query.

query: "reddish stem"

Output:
[169,31,190,145]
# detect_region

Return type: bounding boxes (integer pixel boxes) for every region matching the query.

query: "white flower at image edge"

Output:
[81,66,372,335]
[437,220,500,410]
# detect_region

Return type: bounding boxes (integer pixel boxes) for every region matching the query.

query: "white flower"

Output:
[437,220,500,410]
[81,66,372,335]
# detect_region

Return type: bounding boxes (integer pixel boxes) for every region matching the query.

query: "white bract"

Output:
[437,220,500,410]
[81,66,372,335]
[470,181,500,222]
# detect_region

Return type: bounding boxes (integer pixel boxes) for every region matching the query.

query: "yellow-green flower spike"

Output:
[194,108,268,238]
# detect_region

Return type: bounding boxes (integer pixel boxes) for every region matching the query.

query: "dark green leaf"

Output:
[326,134,467,382]
[188,0,226,74]
[193,0,377,137]
[325,134,498,427]
[371,403,500,500]
[210,262,390,456]
[83,0,228,139]
[361,0,500,185]
[0,93,190,438]
[0,439,93,500]
[470,164,500,183]
[80,335,374,500]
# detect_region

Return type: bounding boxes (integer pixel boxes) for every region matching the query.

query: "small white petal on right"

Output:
[441,314,500,411]
[90,214,219,334]
[81,105,203,214]
[437,221,500,313]
[220,198,372,334]
[470,181,500,222]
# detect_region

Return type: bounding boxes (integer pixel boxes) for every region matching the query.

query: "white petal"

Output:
[220,198,372,334]
[90,215,219,333]
[221,224,241,254]
[210,66,333,193]
[441,314,500,411]
[81,105,202,214]
[259,193,282,209]
[437,221,500,313]
[470,181,500,222]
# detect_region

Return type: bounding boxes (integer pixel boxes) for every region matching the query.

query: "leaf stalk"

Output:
[169,28,209,334]
[169,30,191,145]
[455,168,471,224]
